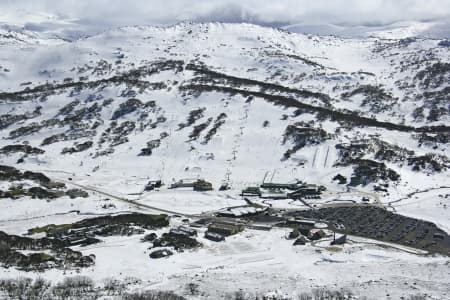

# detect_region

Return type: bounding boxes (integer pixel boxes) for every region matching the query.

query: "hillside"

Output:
[0,22,449,299]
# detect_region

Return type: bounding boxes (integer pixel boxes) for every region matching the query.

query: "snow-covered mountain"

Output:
[1,22,448,192]
[0,22,449,299]
[284,19,450,39]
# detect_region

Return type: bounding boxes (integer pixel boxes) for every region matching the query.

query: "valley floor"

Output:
[1,171,449,299]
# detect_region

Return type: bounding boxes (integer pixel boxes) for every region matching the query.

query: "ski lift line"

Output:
[312,148,318,168]
[324,146,330,168]
[262,171,269,184]
[270,169,276,182]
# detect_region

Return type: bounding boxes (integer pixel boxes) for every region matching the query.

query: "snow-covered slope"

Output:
[0,22,449,299]
[284,19,450,39]
[1,23,448,195]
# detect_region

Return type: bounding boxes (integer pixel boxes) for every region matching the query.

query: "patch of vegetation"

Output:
[414,132,450,147]
[415,62,450,89]
[0,231,94,271]
[185,63,332,105]
[341,85,397,113]
[282,122,329,160]
[0,165,60,187]
[26,214,167,249]
[0,186,65,200]
[178,108,206,130]
[58,99,80,115]
[99,120,136,148]
[61,141,93,154]
[41,130,96,146]
[335,158,399,186]
[122,290,186,300]
[203,113,227,144]
[180,84,450,134]
[140,141,161,156]
[0,60,184,102]
[0,276,186,299]
[9,119,63,139]
[0,145,44,155]
[112,98,145,120]
[407,154,449,172]
[149,232,201,252]
[189,117,212,141]
[372,140,414,164]
[29,213,169,236]
[0,107,41,130]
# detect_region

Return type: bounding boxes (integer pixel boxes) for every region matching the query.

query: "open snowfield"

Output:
[1,172,449,299]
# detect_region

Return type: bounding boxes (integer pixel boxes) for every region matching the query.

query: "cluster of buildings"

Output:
[241,180,325,200]
[144,178,214,192]
[204,222,244,242]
